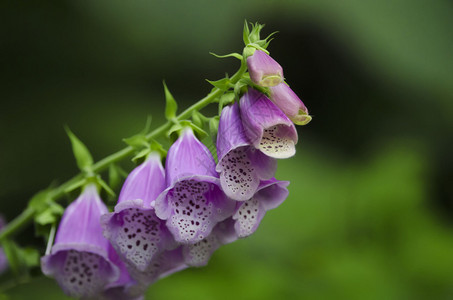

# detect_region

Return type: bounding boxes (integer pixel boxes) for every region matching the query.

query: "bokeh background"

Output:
[1,0,453,299]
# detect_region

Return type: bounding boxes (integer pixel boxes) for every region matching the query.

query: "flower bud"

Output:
[247,50,284,87]
[269,83,312,125]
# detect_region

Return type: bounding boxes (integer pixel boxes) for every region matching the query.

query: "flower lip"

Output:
[232,178,289,238]
[154,174,235,244]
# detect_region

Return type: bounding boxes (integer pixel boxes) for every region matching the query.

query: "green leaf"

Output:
[209,116,220,139]
[123,116,152,149]
[19,247,39,268]
[35,203,63,226]
[108,164,126,192]
[206,77,232,92]
[28,189,53,213]
[191,111,203,128]
[0,240,40,276]
[163,81,178,120]
[131,148,152,163]
[1,239,20,275]
[97,176,116,197]
[243,20,251,45]
[65,127,93,172]
[209,52,243,60]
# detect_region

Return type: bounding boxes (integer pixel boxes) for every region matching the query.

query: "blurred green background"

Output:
[1,0,453,299]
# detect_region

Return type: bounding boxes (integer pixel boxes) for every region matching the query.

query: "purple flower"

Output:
[269,83,312,125]
[182,218,237,267]
[155,128,235,244]
[41,185,119,299]
[247,50,284,87]
[240,88,298,159]
[233,179,289,238]
[216,102,277,201]
[101,153,176,273]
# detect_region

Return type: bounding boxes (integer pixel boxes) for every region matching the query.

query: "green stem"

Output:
[0,60,247,241]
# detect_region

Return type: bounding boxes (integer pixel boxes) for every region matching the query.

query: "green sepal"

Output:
[35,202,64,226]
[209,52,243,61]
[1,239,20,275]
[96,176,116,197]
[123,134,149,149]
[243,20,251,45]
[191,111,203,128]
[131,148,152,164]
[150,140,167,158]
[108,164,127,193]
[167,121,207,140]
[65,127,93,173]
[28,188,64,236]
[163,81,178,121]
[206,77,233,92]
[209,116,220,139]
[218,92,235,114]
[123,116,152,149]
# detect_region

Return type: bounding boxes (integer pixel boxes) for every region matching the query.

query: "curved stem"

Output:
[0,60,247,241]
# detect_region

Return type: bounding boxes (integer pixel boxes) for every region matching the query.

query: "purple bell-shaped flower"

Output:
[101,153,176,273]
[155,128,235,244]
[240,88,298,159]
[269,82,311,125]
[41,184,119,299]
[232,178,289,238]
[247,50,284,87]
[216,102,277,201]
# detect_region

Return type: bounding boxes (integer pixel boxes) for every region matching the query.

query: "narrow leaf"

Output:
[163,81,178,120]
[209,52,243,60]
[65,127,93,172]
[206,78,232,92]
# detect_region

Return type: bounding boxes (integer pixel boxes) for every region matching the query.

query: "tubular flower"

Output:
[269,82,312,125]
[41,185,119,299]
[155,128,235,244]
[247,50,284,87]
[216,102,277,201]
[101,153,176,273]
[233,178,289,238]
[240,88,298,159]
